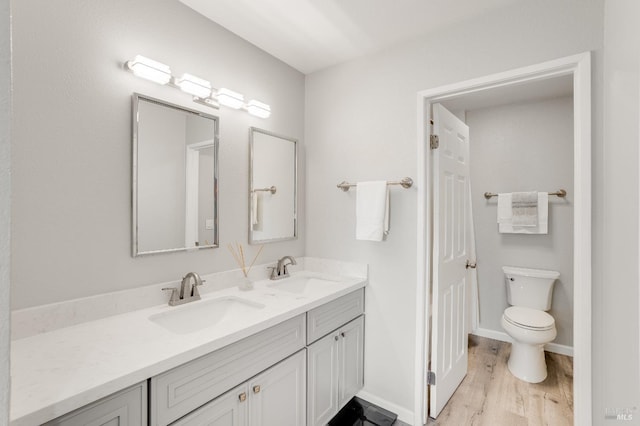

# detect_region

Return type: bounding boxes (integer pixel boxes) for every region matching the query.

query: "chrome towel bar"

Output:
[337,177,413,192]
[483,189,567,199]
[253,186,277,194]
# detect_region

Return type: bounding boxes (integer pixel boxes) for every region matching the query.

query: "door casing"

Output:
[414,52,592,425]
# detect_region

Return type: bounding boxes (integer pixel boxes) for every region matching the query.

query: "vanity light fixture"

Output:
[125,55,271,118]
[175,73,212,98]
[216,88,245,109]
[125,55,172,85]
[246,100,271,118]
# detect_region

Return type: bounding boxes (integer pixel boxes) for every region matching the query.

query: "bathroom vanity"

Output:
[10,263,366,426]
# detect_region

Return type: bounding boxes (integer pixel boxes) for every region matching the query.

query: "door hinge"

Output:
[427,371,436,386]
[430,134,439,149]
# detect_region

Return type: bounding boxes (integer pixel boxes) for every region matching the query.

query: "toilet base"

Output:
[507,341,547,383]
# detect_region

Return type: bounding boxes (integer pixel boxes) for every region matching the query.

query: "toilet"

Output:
[501,266,560,383]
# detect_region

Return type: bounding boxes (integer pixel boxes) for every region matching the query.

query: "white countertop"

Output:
[10,271,366,425]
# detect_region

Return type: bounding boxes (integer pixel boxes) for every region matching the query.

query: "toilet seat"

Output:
[504,306,555,331]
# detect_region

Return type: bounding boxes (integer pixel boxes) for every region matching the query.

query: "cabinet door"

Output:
[172,383,248,426]
[338,315,364,408]
[307,331,339,426]
[249,350,306,426]
[43,382,147,426]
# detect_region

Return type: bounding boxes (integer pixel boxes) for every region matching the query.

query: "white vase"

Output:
[238,276,254,291]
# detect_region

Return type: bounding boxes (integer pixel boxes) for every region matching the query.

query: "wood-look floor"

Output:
[425,335,573,426]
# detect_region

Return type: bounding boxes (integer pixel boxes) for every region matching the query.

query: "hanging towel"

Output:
[251,191,263,231]
[511,191,538,227]
[497,192,548,234]
[356,181,389,241]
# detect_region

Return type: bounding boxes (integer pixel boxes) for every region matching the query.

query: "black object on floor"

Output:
[328,397,398,426]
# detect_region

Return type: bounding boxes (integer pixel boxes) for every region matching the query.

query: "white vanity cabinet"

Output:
[306,290,365,426]
[174,350,306,426]
[43,381,147,426]
[150,315,305,426]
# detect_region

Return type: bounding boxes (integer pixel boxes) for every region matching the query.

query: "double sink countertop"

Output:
[10,270,367,426]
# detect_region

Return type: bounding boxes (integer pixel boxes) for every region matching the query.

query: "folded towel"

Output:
[356,181,389,241]
[511,191,538,227]
[497,192,548,234]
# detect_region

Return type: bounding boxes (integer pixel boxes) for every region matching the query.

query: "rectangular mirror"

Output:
[133,94,219,256]
[249,128,297,244]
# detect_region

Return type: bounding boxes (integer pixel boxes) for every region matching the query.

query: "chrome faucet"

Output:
[270,256,297,280]
[162,272,204,306]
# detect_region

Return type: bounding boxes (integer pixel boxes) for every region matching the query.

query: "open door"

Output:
[429,103,471,418]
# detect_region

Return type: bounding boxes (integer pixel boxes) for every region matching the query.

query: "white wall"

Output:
[10,0,305,309]
[466,97,574,347]
[0,0,9,421]
[595,0,640,422]
[305,1,603,420]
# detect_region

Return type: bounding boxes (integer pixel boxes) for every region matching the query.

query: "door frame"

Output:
[414,52,592,425]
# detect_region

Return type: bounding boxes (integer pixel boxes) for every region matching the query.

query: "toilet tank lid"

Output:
[502,266,560,279]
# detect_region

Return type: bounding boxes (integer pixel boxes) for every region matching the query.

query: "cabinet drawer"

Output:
[150,314,305,426]
[307,289,364,344]
[44,381,147,426]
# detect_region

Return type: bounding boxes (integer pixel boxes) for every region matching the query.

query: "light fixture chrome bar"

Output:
[125,55,271,118]
[336,177,414,192]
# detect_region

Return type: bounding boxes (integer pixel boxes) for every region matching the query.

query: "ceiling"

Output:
[441,74,574,112]
[179,0,524,74]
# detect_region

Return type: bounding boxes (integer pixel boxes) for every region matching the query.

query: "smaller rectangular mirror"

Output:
[133,94,219,256]
[249,128,297,244]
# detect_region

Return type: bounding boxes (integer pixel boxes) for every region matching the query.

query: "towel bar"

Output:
[337,177,413,192]
[483,189,567,199]
[253,186,277,194]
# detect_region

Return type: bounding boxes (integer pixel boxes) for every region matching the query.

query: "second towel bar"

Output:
[337,177,413,192]
[483,189,567,199]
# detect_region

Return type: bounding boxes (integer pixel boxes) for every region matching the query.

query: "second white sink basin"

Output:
[150,296,265,334]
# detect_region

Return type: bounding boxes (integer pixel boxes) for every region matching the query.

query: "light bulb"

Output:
[126,55,172,85]
[175,73,212,98]
[216,88,245,109]
[247,100,271,118]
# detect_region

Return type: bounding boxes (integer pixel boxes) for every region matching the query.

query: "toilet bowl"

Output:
[501,266,559,383]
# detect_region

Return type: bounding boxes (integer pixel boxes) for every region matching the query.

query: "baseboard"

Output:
[356,390,414,424]
[471,327,574,357]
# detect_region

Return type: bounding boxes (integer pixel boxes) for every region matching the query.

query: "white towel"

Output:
[356,181,389,241]
[497,192,548,234]
[251,191,263,230]
[511,191,538,227]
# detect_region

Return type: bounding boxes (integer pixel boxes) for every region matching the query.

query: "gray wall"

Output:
[304,0,603,419]
[0,0,9,422]
[10,0,305,309]
[466,97,574,347]
[597,0,640,421]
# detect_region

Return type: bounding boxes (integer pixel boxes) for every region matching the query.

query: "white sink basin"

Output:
[150,296,265,334]
[266,276,342,294]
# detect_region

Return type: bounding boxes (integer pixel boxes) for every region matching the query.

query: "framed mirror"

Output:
[132,94,219,256]
[249,127,297,244]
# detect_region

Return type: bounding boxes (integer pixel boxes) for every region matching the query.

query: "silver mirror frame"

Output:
[132,93,219,256]
[248,127,298,244]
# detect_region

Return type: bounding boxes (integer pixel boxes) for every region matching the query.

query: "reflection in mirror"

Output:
[133,94,219,256]
[249,128,297,244]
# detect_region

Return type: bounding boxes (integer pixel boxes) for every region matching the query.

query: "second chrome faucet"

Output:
[270,256,297,280]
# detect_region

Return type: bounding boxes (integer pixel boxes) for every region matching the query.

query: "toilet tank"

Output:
[503,266,560,311]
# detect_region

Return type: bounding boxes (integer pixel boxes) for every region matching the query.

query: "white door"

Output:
[172,383,248,426]
[429,103,471,418]
[307,332,339,426]
[337,316,364,408]
[249,350,306,426]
